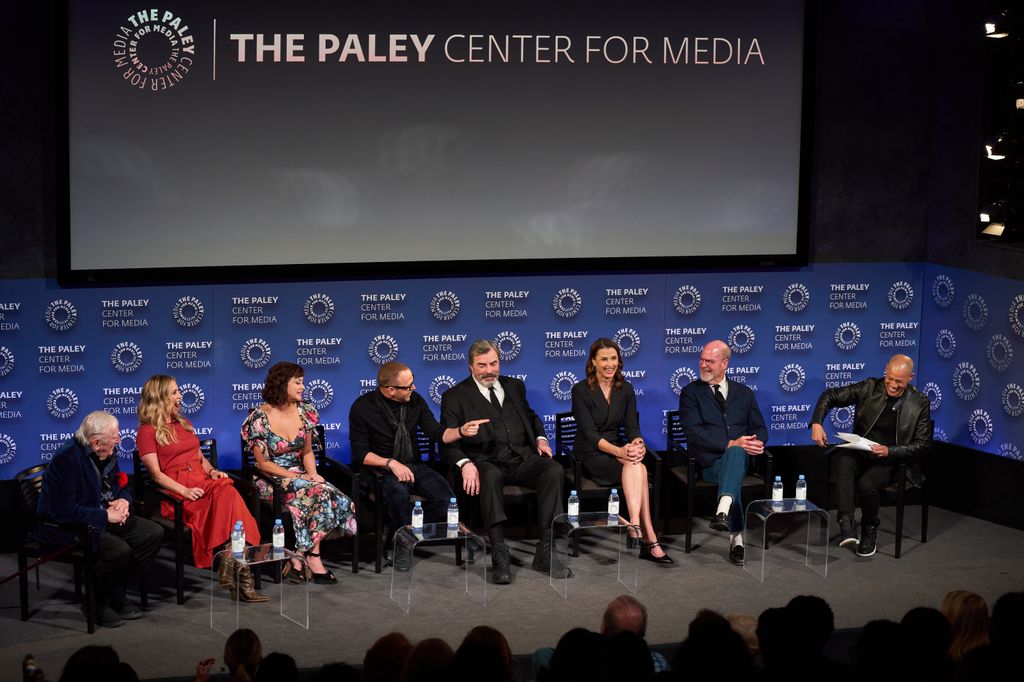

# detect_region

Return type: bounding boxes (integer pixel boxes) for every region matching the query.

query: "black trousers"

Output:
[380,462,454,530]
[835,450,899,525]
[475,456,563,532]
[95,514,163,603]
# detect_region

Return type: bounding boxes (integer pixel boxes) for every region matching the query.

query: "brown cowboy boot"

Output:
[217,554,236,590]
[235,564,269,603]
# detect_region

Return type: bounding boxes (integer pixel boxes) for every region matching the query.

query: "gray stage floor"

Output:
[2,505,1022,680]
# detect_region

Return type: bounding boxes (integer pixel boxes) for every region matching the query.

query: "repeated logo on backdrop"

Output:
[0,263,1021,477]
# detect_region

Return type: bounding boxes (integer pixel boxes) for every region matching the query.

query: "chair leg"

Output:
[83,569,96,635]
[175,533,185,605]
[18,552,29,621]
[894,482,906,559]
[139,574,148,609]
[921,495,929,543]
[375,502,385,575]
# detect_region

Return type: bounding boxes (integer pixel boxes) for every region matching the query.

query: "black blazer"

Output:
[440,375,546,467]
[678,379,768,470]
[570,380,641,464]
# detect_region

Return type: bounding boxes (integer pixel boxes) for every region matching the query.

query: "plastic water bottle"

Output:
[608,488,620,518]
[795,474,807,501]
[447,497,459,530]
[567,490,580,521]
[772,476,784,508]
[412,500,424,532]
[272,518,285,554]
[231,520,245,559]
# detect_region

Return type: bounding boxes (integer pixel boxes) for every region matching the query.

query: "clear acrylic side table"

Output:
[390,522,487,614]
[550,512,639,598]
[210,544,309,634]
[744,499,829,583]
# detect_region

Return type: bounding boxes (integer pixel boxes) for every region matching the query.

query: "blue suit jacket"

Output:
[37,438,132,547]
[678,379,768,470]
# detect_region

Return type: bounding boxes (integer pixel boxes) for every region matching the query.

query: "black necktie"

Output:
[712,384,726,411]
[488,386,501,410]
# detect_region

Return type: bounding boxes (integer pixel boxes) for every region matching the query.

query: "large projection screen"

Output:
[61,0,811,283]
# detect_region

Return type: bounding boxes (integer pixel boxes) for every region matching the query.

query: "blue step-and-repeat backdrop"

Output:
[0,262,1021,478]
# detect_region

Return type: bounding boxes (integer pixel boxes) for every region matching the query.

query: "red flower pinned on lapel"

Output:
[116,471,129,488]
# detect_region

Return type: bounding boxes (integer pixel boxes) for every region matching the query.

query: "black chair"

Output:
[14,464,99,634]
[240,423,361,573]
[664,409,773,553]
[355,428,440,574]
[133,439,257,604]
[553,411,662,523]
[824,420,931,558]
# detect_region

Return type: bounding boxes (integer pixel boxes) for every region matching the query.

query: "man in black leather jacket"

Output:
[809,354,931,557]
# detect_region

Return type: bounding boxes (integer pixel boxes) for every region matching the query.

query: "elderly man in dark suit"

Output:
[38,410,162,627]
[441,339,569,584]
[679,339,768,566]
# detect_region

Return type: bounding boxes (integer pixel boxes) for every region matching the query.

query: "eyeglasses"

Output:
[387,385,414,391]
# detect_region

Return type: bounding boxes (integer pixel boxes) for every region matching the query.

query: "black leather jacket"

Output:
[810,377,931,463]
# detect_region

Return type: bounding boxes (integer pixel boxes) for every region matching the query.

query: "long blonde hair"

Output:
[138,374,193,445]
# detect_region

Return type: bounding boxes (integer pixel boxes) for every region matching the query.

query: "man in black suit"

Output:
[678,339,768,566]
[441,339,569,584]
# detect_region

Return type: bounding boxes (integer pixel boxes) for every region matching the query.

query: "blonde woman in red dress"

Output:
[137,374,267,601]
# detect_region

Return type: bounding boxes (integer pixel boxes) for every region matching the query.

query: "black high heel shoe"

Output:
[307,551,337,584]
[639,541,674,564]
[282,557,310,584]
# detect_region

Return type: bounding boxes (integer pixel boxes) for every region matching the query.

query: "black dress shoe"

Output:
[728,544,745,566]
[639,542,675,564]
[710,512,730,532]
[491,545,512,585]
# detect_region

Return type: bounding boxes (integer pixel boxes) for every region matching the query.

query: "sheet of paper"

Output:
[834,432,878,451]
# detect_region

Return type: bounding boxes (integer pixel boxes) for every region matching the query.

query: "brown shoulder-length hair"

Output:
[585,338,624,390]
[941,590,990,661]
[138,374,193,445]
[261,361,304,406]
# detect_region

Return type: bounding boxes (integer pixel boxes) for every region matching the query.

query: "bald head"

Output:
[699,340,731,385]
[884,354,915,398]
[602,595,648,638]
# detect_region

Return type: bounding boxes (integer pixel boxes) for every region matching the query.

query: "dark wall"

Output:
[1,1,1020,281]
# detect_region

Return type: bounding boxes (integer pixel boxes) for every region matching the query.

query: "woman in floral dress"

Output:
[241,361,356,584]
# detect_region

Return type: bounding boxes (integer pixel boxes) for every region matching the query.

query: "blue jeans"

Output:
[380,462,454,529]
[700,446,749,531]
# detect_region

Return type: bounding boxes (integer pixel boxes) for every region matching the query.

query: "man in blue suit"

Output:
[679,339,768,566]
[38,410,162,627]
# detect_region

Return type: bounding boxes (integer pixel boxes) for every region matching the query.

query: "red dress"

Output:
[137,421,259,568]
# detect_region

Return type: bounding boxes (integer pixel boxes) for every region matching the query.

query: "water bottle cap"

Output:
[274,518,282,525]
[798,475,805,480]
[611,488,618,494]
[450,497,457,503]
[570,490,577,496]
[414,500,422,507]
[774,476,782,481]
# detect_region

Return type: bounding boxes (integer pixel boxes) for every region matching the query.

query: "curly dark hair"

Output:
[262,361,304,406]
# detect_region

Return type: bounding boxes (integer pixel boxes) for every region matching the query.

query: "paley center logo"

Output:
[118,428,138,461]
[962,293,989,331]
[921,382,942,411]
[552,288,583,319]
[304,293,335,325]
[429,374,457,405]
[0,433,15,465]
[986,334,1013,372]
[669,367,698,396]
[172,296,205,328]
[887,281,915,311]
[550,371,578,401]
[494,331,522,362]
[1010,294,1024,338]
[240,338,272,369]
[613,328,641,358]
[829,405,856,430]
[178,382,205,415]
[303,378,334,411]
[967,408,993,445]
[113,9,195,92]
[47,387,79,419]
[834,322,861,351]
[0,346,13,377]
[727,325,755,355]
[45,299,77,331]
[935,329,956,359]
[111,341,144,373]
[931,274,955,308]
[952,361,981,401]
[430,290,461,321]
[997,443,1022,461]
[778,363,806,393]
[672,285,701,316]
[1003,383,1023,417]
[368,334,399,365]
[782,283,810,312]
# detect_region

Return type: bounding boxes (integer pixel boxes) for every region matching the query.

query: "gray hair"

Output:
[74,410,119,446]
[468,339,499,364]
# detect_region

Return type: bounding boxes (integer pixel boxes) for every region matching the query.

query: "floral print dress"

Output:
[240,402,356,552]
